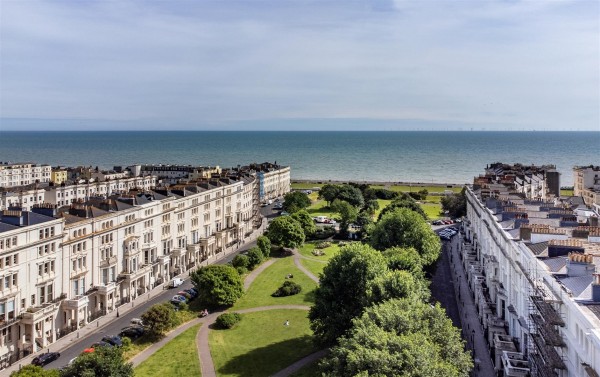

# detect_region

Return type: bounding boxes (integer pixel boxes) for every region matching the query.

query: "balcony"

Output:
[502,352,530,377]
[0,285,19,300]
[22,302,59,324]
[531,296,565,326]
[530,313,565,347]
[95,282,117,295]
[62,295,89,311]
[171,247,186,258]
[70,267,88,279]
[531,333,566,370]
[119,264,152,282]
[99,255,118,268]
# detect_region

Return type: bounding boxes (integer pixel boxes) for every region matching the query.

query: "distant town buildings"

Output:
[0,161,290,368]
[574,165,600,207]
[464,162,600,377]
[0,163,51,188]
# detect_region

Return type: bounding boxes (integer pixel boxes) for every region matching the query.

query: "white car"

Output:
[314,216,328,223]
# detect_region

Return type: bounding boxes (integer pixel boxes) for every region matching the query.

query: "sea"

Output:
[0,131,598,187]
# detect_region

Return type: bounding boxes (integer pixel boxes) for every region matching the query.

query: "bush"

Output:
[235,266,248,276]
[315,241,331,249]
[121,336,132,350]
[216,313,242,329]
[247,247,264,270]
[257,236,271,257]
[272,280,302,297]
[191,265,244,307]
[232,254,249,269]
[141,302,179,337]
[313,226,336,240]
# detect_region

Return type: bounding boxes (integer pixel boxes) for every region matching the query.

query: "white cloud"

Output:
[0,0,598,130]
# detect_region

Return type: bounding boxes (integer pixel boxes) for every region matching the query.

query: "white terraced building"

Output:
[0,163,290,369]
[463,165,600,377]
[0,163,51,188]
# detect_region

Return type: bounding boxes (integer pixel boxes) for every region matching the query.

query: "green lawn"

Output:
[561,189,574,196]
[420,202,443,219]
[210,310,317,377]
[306,200,337,218]
[299,258,327,279]
[291,183,325,190]
[134,324,201,377]
[374,199,393,219]
[370,184,462,193]
[232,257,317,310]
[297,242,341,262]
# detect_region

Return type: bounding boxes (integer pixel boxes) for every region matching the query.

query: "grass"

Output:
[420,202,443,219]
[232,257,318,310]
[370,184,462,193]
[306,199,337,218]
[297,242,341,262]
[210,310,317,377]
[291,183,324,190]
[134,324,201,377]
[560,189,574,196]
[374,199,393,219]
[289,359,322,377]
[299,258,327,279]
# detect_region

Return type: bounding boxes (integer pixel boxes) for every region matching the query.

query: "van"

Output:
[314,216,327,223]
[170,277,183,288]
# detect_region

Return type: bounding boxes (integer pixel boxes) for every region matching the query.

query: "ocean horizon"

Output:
[1,131,598,187]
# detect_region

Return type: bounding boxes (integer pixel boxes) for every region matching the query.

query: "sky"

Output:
[0,0,598,131]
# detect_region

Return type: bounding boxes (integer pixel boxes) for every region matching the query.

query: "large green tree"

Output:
[141,302,179,337]
[60,346,134,377]
[318,184,340,206]
[369,208,441,266]
[282,191,311,213]
[266,216,305,248]
[331,199,359,237]
[291,210,317,237]
[256,235,271,258]
[191,265,244,307]
[10,365,59,377]
[377,195,427,220]
[336,185,364,208]
[320,298,472,377]
[441,187,467,218]
[309,243,416,346]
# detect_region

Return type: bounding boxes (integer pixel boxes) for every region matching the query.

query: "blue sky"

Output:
[0,0,598,131]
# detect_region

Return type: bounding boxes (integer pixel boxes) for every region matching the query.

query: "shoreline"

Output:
[291,178,465,188]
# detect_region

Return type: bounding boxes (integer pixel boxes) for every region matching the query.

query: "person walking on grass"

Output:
[284,320,289,326]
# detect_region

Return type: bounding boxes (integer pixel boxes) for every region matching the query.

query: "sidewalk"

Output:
[446,236,495,376]
[4,222,267,375]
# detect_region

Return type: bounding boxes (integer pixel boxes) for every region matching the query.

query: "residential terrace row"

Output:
[0,162,290,368]
[461,163,600,377]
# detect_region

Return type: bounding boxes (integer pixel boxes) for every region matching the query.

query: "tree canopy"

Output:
[141,302,179,337]
[320,298,472,377]
[59,346,134,377]
[309,243,418,346]
[191,265,244,307]
[441,187,467,219]
[291,210,317,237]
[266,216,305,248]
[318,184,340,206]
[256,235,271,257]
[282,191,311,213]
[377,195,427,220]
[369,208,441,266]
[10,365,59,377]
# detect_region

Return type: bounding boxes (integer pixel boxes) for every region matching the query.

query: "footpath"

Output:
[5,220,267,375]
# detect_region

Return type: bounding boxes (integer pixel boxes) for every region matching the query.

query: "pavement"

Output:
[4,221,267,375]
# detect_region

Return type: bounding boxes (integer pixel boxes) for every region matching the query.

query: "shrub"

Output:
[313,226,335,240]
[215,312,242,329]
[257,236,271,258]
[247,247,264,269]
[121,336,132,350]
[272,281,302,297]
[232,254,249,269]
[312,249,325,256]
[315,241,331,249]
[235,266,248,276]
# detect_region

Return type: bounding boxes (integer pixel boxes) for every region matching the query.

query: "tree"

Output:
[336,185,364,208]
[318,184,340,206]
[257,235,271,258]
[441,187,467,218]
[363,199,379,216]
[231,254,249,269]
[60,346,134,377]
[291,210,317,237]
[369,207,441,266]
[246,246,264,269]
[266,216,305,248]
[191,265,244,307]
[309,243,389,346]
[319,299,472,377]
[282,191,311,213]
[382,246,423,275]
[331,199,358,237]
[10,365,59,377]
[377,196,427,220]
[141,302,179,337]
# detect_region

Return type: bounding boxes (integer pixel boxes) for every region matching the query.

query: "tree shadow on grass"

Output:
[215,335,317,377]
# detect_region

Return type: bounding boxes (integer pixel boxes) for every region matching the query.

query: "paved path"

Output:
[271,349,328,377]
[244,258,277,289]
[291,249,320,283]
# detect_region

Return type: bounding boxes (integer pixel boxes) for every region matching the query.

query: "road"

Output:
[44,237,260,370]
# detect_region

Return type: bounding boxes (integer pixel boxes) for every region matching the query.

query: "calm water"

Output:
[0,131,598,186]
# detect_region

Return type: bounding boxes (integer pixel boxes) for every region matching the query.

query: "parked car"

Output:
[314,216,328,223]
[32,352,60,366]
[172,295,187,302]
[170,277,183,288]
[177,291,192,299]
[280,211,290,216]
[170,298,185,307]
[102,335,123,347]
[187,287,198,296]
[119,326,145,339]
[184,289,198,298]
[130,318,144,327]
[91,341,112,349]
[273,203,283,210]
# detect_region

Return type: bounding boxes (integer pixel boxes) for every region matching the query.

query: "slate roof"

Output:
[541,257,567,273]
[527,241,549,256]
